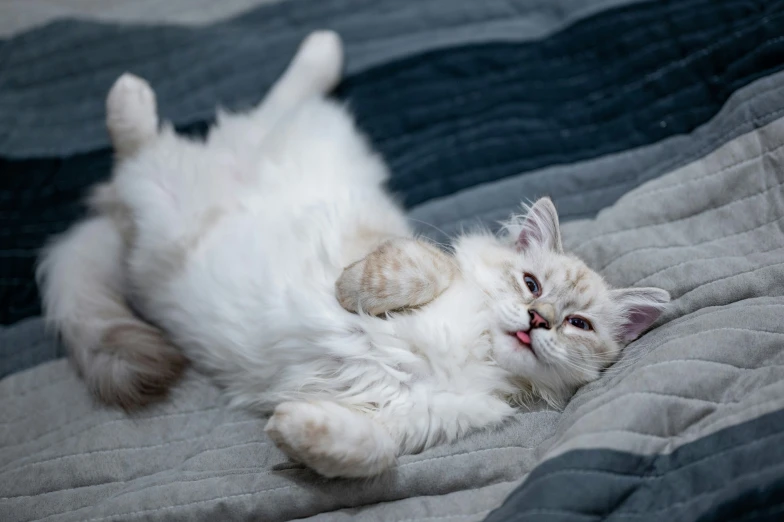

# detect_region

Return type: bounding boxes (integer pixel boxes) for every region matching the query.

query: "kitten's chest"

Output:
[387,282,498,384]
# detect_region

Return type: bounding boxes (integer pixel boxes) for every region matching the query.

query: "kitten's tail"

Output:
[37,214,186,409]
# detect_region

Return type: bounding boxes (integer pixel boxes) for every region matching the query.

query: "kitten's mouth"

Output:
[510,330,536,356]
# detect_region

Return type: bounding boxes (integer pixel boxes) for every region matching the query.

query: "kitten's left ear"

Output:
[517,197,563,253]
[610,287,670,343]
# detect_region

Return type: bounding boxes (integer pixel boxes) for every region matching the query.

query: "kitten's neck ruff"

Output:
[371,277,513,387]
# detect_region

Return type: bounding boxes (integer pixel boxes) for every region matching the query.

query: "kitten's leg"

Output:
[249,30,343,121]
[381,393,516,456]
[209,30,343,148]
[336,238,458,315]
[265,394,515,478]
[106,73,159,158]
[265,401,397,478]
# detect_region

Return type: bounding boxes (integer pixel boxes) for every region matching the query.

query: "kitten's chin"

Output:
[492,333,540,378]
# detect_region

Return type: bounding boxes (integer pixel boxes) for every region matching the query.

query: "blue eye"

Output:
[567,316,593,331]
[523,274,541,297]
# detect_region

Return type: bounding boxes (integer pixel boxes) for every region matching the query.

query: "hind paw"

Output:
[295,30,344,93]
[106,73,158,155]
[265,401,395,478]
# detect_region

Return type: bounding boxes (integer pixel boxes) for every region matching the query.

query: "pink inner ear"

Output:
[619,306,663,342]
[516,228,535,250]
[515,199,562,253]
[517,224,546,251]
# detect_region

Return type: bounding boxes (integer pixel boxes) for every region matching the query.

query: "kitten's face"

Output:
[455,198,669,406]
[488,248,620,392]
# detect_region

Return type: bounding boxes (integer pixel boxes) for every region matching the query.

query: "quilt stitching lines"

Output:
[551,328,784,441]
[419,91,784,232]
[0,405,227,453]
[675,260,784,302]
[633,244,784,286]
[1,419,264,475]
[511,432,784,520]
[571,176,784,251]
[602,216,784,276]
[395,29,784,194]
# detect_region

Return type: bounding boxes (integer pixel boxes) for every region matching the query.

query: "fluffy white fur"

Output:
[38,31,670,478]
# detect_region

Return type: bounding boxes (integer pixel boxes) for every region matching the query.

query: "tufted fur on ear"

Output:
[516,197,563,253]
[610,287,671,342]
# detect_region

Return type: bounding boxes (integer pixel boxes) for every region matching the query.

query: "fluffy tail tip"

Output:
[87,322,188,410]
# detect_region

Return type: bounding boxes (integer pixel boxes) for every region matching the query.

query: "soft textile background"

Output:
[1,0,783,520]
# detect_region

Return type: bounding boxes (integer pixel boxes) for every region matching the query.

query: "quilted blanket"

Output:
[2,0,784,520]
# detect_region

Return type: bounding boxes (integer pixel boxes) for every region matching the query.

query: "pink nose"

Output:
[529,309,550,329]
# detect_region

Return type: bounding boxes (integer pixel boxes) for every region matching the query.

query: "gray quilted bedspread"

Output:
[3,72,784,520]
[2,0,784,520]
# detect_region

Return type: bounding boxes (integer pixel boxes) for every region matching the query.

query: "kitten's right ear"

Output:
[610,287,670,343]
[517,197,564,253]
[106,73,159,158]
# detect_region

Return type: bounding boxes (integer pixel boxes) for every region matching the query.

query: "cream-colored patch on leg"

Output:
[97,321,187,409]
[341,225,394,268]
[265,401,397,478]
[181,207,226,254]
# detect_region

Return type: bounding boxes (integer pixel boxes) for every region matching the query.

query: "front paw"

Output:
[335,238,458,316]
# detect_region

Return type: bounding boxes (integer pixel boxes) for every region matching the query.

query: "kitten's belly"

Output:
[152,188,405,377]
[153,210,498,408]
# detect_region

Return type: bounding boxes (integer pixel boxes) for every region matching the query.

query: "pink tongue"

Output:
[516,331,531,345]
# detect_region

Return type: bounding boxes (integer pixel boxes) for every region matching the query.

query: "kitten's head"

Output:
[455,197,669,408]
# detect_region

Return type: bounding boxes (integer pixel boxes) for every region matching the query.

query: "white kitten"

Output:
[38,31,669,478]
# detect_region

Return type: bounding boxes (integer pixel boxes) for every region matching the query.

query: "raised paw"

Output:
[106,73,159,156]
[265,401,396,478]
[292,30,344,94]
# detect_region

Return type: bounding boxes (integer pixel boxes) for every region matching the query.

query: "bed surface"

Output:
[1,0,783,520]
